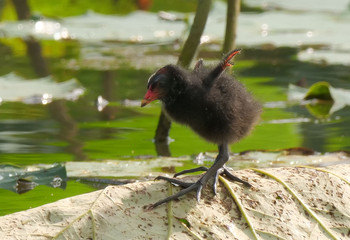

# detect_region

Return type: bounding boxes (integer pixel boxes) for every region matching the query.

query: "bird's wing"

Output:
[203,49,241,88]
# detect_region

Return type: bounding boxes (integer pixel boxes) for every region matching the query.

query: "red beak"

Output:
[141,89,159,107]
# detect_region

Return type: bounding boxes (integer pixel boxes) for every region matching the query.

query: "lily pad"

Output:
[43,151,347,179]
[304,81,333,101]
[65,157,187,178]
[0,163,349,239]
[0,73,84,104]
[0,164,67,194]
[288,81,350,115]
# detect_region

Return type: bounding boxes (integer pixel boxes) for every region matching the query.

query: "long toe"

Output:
[174,166,209,178]
[154,176,193,188]
[223,167,251,187]
[152,180,204,208]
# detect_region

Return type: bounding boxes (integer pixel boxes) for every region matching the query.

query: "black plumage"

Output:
[141,49,262,208]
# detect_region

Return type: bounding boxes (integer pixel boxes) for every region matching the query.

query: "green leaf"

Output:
[0,164,67,193]
[288,82,350,115]
[304,81,333,101]
[178,218,191,228]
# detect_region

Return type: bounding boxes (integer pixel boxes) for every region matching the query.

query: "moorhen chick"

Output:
[141,49,262,208]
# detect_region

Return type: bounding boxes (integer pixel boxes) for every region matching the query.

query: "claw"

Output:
[213,174,218,195]
[213,168,225,195]
[196,184,203,202]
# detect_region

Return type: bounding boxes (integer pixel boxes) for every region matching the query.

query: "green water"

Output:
[1,0,350,216]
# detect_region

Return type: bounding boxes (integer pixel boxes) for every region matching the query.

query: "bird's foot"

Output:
[174,165,251,194]
[151,176,204,208]
[150,166,250,209]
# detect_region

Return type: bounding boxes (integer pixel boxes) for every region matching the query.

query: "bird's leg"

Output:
[151,144,249,208]
[208,145,251,192]
[203,144,229,195]
[172,148,230,178]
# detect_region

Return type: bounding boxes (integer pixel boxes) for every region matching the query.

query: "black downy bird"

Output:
[141,49,262,208]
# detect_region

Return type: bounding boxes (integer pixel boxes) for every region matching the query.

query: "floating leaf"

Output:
[1,162,350,239]
[0,73,84,104]
[0,11,186,42]
[288,82,350,115]
[0,164,67,193]
[251,168,337,239]
[65,157,187,178]
[219,176,259,240]
[304,81,333,101]
[26,151,350,179]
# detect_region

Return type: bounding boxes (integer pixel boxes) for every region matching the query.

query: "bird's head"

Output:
[141,66,172,107]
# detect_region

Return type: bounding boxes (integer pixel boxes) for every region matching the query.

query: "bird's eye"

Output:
[150,83,157,91]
